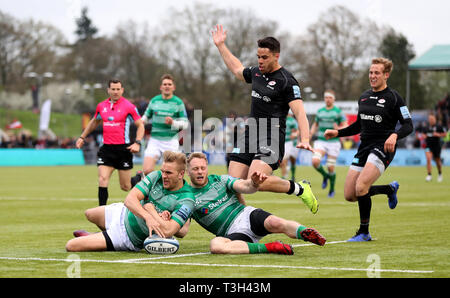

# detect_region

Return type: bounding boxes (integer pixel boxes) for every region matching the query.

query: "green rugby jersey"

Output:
[143,94,188,140]
[315,106,345,142]
[285,116,298,145]
[190,175,244,237]
[124,170,195,248]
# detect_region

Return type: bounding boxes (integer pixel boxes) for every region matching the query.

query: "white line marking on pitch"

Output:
[0,256,433,274]
[0,240,433,274]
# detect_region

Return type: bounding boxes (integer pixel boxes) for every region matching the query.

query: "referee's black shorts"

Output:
[97,144,133,170]
[228,126,285,171]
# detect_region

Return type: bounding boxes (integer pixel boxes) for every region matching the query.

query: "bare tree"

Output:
[112,20,163,99]
[297,5,383,100]
[154,2,281,116]
[0,11,65,92]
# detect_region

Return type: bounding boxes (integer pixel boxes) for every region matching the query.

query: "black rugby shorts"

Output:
[97,144,133,170]
[351,141,396,169]
[228,126,285,171]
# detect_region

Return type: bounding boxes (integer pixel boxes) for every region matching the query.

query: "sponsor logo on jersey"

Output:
[266,81,276,90]
[376,99,385,108]
[251,90,271,102]
[400,106,411,119]
[293,85,302,98]
[374,115,383,123]
[104,122,120,127]
[360,113,382,123]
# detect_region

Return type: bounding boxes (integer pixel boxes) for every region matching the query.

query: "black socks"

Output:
[369,184,394,196]
[98,187,108,206]
[357,193,372,234]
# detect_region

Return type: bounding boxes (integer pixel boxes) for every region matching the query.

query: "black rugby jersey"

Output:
[243,66,302,131]
[423,124,446,148]
[338,87,413,143]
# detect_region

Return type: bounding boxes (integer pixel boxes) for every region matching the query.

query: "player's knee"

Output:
[355,182,370,197]
[98,175,109,186]
[344,193,357,202]
[85,208,94,222]
[311,158,320,168]
[209,238,226,254]
[65,239,79,252]
[312,152,322,167]
[264,216,285,232]
[343,188,357,202]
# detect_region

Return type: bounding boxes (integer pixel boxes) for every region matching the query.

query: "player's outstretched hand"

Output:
[296,141,314,152]
[212,24,227,47]
[250,171,268,188]
[323,129,338,140]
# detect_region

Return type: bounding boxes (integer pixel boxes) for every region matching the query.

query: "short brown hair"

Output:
[161,74,175,84]
[187,152,208,166]
[372,58,394,74]
[108,79,123,88]
[163,151,186,171]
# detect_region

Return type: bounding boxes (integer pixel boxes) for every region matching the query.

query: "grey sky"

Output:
[1,0,449,56]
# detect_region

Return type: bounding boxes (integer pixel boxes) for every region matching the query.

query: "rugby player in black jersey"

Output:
[324,58,414,241]
[421,113,447,182]
[211,25,318,214]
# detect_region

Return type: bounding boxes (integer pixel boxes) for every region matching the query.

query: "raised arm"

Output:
[212,24,245,82]
[289,100,313,152]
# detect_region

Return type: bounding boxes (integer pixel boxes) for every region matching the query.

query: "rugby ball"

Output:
[143,234,179,255]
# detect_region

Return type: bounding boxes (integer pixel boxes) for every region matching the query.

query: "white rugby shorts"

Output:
[283,140,300,159]
[313,140,342,158]
[105,203,140,252]
[144,137,180,160]
[226,206,263,243]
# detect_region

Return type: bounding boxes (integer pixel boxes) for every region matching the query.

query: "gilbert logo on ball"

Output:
[144,234,179,255]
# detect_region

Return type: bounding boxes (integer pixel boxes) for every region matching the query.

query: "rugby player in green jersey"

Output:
[66,151,194,252]
[310,90,347,197]
[178,152,325,255]
[130,74,189,187]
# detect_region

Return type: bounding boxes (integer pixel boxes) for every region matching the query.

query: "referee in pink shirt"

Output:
[77,79,145,206]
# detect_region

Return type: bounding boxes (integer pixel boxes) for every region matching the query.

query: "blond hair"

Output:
[163,151,186,171]
[187,152,208,166]
[372,57,394,74]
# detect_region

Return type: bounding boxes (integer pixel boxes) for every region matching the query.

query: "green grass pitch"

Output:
[0,165,448,278]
